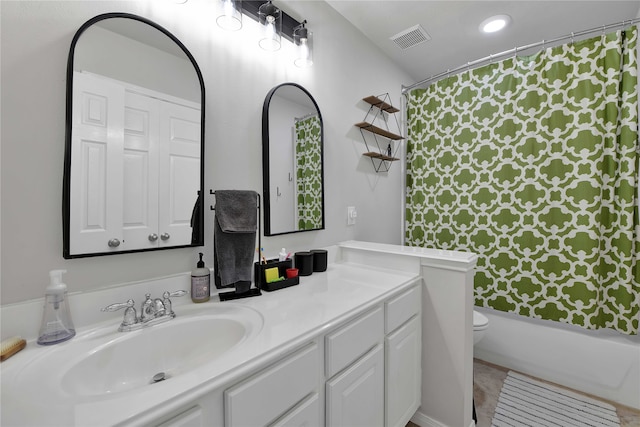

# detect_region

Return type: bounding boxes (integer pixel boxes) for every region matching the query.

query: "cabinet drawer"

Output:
[325,306,383,378]
[155,406,202,427]
[225,342,319,426]
[385,285,421,334]
[270,393,320,427]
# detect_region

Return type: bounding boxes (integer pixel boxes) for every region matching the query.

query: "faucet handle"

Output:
[162,290,187,316]
[101,299,138,328]
[165,290,187,298]
[101,299,135,312]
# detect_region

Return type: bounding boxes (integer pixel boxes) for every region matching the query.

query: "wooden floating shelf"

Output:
[355,122,403,140]
[363,152,399,162]
[363,96,400,113]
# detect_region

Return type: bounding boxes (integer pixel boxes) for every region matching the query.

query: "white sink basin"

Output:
[13,303,263,398]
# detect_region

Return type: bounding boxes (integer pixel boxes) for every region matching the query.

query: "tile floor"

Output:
[407,359,640,427]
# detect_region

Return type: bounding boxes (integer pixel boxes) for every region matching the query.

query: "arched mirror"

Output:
[262,83,324,236]
[63,13,205,258]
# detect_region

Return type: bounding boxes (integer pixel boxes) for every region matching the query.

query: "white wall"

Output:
[0,0,412,304]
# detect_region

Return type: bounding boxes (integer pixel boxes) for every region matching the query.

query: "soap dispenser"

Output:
[191,253,210,303]
[37,270,76,345]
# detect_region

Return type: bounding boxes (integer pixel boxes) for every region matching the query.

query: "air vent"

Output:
[390,24,431,50]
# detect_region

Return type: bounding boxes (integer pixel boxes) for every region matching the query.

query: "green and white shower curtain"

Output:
[295,115,322,229]
[406,27,640,335]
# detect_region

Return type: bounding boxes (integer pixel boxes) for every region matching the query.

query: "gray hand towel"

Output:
[214,190,258,287]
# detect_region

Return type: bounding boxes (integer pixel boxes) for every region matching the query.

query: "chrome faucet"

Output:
[102,290,187,332]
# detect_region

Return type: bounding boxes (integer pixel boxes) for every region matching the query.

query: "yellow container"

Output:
[264,267,280,283]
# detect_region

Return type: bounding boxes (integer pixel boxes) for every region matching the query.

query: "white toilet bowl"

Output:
[473,310,489,345]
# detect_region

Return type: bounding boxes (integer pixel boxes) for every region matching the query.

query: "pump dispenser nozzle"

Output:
[197,252,205,268]
[37,269,75,345]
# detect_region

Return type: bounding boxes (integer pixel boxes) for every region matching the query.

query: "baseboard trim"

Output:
[410,410,476,427]
[410,411,445,427]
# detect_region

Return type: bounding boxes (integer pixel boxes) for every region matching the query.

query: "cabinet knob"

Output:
[148,233,158,242]
[108,238,121,248]
[160,233,170,241]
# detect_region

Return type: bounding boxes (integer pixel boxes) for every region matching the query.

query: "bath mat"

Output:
[491,371,620,427]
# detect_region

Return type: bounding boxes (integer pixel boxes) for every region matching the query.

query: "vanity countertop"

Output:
[0,261,420,426]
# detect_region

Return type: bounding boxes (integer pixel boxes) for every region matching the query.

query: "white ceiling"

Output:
[324,1,640,88]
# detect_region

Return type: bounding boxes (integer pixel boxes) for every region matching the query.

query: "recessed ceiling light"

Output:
[480,15,512,33]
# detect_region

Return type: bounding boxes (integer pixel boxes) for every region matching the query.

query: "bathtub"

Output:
[473,306,640,410]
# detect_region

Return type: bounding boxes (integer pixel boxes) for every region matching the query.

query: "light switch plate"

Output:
[347,206,357,225]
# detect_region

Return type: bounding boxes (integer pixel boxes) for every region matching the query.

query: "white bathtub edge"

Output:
[473,306,640,410]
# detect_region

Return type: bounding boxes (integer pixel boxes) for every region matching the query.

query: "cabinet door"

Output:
[385,315,421,427]
[158,100,201,247]
[69,72,124,255]
[122,91,160,250]
[326,345,384,427]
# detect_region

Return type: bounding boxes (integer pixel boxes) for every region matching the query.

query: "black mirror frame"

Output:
[62,13,206,258]
[262,83,325,236]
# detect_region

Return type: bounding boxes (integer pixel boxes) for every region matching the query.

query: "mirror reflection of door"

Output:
[63,14,205,258]
[262,83,324,236]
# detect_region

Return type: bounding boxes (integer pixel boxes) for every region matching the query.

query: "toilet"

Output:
[473,310,489,345]
[472,310,489,425]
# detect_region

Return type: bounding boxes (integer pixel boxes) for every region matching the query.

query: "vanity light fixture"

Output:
[293,20,313,67]
[217,0,242,31]
[479,14,512,33]
[258,0,282,51]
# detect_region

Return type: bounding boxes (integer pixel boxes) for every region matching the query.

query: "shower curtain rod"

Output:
[295,112,317,122]
[402,17,640,94]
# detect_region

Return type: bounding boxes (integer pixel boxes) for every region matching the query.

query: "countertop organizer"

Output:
[254,258,299,292]
[355,94,404,173]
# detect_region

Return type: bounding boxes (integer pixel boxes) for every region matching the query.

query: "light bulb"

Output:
[217,0,242,31]
[295,38,312,67]
[259,15,280,51]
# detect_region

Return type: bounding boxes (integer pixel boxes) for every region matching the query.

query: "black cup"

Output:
[311,249,328,272]
[294,252,314,276]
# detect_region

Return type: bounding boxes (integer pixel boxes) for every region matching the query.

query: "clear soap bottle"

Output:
[191,252,210,303]
[37,270,76,345]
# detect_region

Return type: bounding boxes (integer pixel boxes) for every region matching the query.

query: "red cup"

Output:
[286,268,299,279]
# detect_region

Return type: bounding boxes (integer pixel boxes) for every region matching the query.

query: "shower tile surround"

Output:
[0,241,477,427]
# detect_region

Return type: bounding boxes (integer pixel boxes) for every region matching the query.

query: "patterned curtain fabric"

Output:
[295,115,323,229]
[405,27,640,335]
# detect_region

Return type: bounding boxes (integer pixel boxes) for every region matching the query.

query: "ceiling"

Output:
[324,1,640,88]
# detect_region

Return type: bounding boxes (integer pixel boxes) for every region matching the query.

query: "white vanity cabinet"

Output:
[218,282,422,427]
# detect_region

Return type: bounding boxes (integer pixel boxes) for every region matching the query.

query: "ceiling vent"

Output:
[390,24,431,50]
